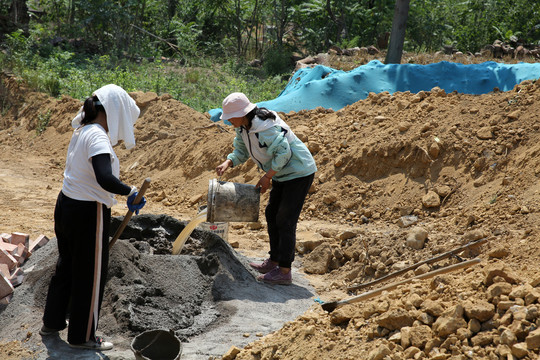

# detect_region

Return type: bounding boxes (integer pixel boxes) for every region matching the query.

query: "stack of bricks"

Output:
[0,232,49,304]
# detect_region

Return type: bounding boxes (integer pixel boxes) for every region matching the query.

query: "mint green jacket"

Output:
[227,113,317,182]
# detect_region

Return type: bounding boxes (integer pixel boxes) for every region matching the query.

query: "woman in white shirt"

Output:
[40,84,146,350]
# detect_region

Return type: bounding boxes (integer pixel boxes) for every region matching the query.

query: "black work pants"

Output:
[265,173,314,268]
[42,191,110,344]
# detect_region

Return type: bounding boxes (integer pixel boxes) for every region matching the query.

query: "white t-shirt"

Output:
[62,124,120,208]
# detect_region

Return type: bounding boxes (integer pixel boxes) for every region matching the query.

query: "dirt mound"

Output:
[1,70,540,359]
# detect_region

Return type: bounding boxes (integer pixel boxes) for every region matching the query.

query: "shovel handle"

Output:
[109,178,151,250]
[323,258,481,312]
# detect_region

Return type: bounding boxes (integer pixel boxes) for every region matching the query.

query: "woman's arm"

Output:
[91,153,131,195]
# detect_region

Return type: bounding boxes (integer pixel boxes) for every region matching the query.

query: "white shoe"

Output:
[69,336,113,351]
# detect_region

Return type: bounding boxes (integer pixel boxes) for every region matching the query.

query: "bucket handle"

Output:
[134,330,166,355]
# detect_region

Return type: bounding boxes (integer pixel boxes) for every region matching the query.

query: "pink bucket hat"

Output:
[220,92,256,120]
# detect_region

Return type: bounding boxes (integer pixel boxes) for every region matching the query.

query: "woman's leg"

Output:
[265,173,314,268]
[42,192,71,331]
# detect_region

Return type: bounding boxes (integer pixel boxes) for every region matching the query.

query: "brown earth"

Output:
[1,55,540,360]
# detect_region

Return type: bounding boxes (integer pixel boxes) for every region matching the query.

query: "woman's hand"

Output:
[216,159,232,176]
[256,175,271,194]
[256,170,276,194]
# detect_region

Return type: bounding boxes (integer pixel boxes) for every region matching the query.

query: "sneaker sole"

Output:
[39,330,59,336]
[69,343,113,351]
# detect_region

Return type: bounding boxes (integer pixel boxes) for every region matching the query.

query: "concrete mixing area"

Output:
[0,214,316,360]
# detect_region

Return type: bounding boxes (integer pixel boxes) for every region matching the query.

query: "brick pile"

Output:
[0,232,49,304]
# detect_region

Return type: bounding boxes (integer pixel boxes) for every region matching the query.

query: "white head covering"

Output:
[72,84,140,149]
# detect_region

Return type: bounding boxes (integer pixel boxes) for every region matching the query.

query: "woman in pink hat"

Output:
[216,92,317,285]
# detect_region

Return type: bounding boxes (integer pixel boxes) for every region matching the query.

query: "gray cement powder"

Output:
[0,214,316,359]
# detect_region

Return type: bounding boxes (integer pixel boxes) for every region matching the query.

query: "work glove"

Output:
[127,191,147,215]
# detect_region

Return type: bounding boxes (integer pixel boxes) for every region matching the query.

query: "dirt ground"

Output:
[1,53,540,360]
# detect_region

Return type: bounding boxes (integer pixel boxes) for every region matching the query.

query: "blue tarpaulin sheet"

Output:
[209,60,540,121]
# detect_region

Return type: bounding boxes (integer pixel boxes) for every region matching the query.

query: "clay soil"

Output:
[1,54,540,360]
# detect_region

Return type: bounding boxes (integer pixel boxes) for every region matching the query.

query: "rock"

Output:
[401,325,433,349]
[368,343,391,360]
[337,231,356,240]
[397,215,418,228]
[525,328,540,349]
[422,191,440,208]
[377,308,414,330]
[398,122,411,131]
[417,312,435,326]
[434,185,452,197]
[413,264,430,276]
[428,142,440,158]
[422,300,445,317]
[500,329,518,345]
[188,193,202,205]
[406,227,428,250]
[509,284,533,300]
[476,126,493,139]
[247,222,263,230]
[488,247,509,258]
[463,300,495,322]
[461,229,487,243]
[302,243,332,274]
[330,304,356,325]
[432,305,467,337]
[323,194,337,205]
[525,288,540,305]
[487,282,513,301]
[484,263,518,286]
[373,115,387,124]
[222,345,241,360]
[403,346,421,358]
[307,141,321,154]
[507,110,520,120]
[511,342,529,358]
[468,318,481,333]
[296,239,325,254]
[471,331,494,346]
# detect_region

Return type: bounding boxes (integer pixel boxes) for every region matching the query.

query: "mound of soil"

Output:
[1,67,540,359]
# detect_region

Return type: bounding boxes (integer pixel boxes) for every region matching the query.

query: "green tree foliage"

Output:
[1,0,539,102]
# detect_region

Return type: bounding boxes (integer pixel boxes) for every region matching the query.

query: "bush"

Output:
[262,46,295,76]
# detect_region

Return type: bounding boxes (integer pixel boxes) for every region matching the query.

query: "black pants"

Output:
[265,173,314,268]
[42,191,110,344]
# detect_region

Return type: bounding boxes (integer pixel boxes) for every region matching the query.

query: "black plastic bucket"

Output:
[131,329,182,360]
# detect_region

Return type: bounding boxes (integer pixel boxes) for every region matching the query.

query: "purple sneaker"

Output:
[257,267,292,285]
[249,258,278,274]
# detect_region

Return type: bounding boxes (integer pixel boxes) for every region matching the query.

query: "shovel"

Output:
[321,258,481,313]
[109,178,151,250]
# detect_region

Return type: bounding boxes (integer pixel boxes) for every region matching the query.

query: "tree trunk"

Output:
[385,0,410,64]
[9,0,29,26]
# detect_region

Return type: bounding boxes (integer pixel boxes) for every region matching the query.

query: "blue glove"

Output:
[127,192,146,215]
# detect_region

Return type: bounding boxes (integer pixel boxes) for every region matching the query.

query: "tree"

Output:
[385,0,410,64]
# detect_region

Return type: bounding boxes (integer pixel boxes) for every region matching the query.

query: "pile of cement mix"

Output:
[103,213,258,341]
[0,213,315,359]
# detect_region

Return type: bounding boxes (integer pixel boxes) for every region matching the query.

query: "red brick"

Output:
[0,249,17,271]
[0,233,11,242]
[29,234,49,253]
[0,273,14,299]
[0,241,18,254]
[13,243,28,265]
[11,232,29,248]
[9,268,24,287]
[0,263,9,278]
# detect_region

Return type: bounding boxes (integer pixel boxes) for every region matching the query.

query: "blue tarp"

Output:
[209,60,540,122]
